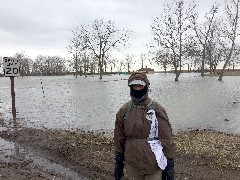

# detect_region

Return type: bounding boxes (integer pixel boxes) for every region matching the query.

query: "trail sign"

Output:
[3,57,20,77]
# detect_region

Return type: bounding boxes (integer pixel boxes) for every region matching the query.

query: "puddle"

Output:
[0,137,15,162]
[23,151,89,180]
[0,127,8,132]
[0,136,89,179]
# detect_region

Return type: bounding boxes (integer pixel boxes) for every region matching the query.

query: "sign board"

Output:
[3,57,20,77]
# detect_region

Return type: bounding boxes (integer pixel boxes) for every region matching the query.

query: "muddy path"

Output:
[0,125,239,180]
[0,128,89,179]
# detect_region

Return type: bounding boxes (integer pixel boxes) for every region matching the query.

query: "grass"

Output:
[45,128,240,170]
[175,130,240,170]
[2,126,239,174]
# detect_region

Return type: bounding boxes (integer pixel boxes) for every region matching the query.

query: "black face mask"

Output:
[130,86,148,99]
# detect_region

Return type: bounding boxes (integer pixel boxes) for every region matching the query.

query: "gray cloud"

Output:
[0,0,219,59]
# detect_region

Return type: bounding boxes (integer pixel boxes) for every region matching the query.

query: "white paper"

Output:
[147,109,167,170]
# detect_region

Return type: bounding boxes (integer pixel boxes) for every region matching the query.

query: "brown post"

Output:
[10,76,16,120]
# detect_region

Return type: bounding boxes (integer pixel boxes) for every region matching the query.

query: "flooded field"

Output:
[0,73,240,135]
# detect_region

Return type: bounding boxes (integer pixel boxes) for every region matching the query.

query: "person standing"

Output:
[114,72,175,180]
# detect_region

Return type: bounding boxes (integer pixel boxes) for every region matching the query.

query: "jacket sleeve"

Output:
[114,105,126,154]
[156,103,175,159]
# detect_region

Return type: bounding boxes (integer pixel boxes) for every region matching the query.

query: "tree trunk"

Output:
[201,45,206,77]
[75,54,78,78]
[213,65,217,75]
[174,66,179,81]
[99,55,104,79]
[104,61,107,73]
[99,39,103,79]
[91,64,93,74]
[175,71,179,81]
[84,63,87,77]
[99,57,102,79]
[80,66,82,76]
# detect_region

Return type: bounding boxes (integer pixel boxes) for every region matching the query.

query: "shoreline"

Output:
[1,69,240,77]
[0,122,239,179]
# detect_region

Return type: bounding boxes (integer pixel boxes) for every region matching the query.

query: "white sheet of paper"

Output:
[147,109,167,170]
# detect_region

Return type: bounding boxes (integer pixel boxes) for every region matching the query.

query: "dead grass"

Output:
[45,128,240,170]
[1,127,240,179]
[175,130,240,170]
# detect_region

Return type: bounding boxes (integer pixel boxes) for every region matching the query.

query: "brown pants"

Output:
[125,164,162,180]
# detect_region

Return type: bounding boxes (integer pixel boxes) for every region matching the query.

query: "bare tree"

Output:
[50,56,66,75]
[32,55,67,76]
[118,58,127,73]
[225,45,240,71]
[89,55,99,74]
[81,52,99,76]
[67,27,88,78]
[192,4,219,77]
[13,51,33,77]
[186,25,224,75]
[102,53,112,73]
[107,56,119,73]
[140,53,147,69]
[33,55,46,75]
[125,54,134,73]
[153,50,173,74]
[218,0,240,81]
[69,19,132,79]
[151,0,196,81]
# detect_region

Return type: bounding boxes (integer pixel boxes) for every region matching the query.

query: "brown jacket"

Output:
[114,97,175,175]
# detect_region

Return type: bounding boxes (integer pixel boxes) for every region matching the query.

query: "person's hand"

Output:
[114,153,124,180]
[162,159,174,180]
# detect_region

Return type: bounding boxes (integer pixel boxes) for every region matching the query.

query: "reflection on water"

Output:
[0,73,239,135]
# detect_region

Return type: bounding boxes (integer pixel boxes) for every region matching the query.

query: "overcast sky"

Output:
[0,0,220,61]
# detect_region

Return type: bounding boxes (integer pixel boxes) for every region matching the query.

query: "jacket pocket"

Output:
[124,140,159,175]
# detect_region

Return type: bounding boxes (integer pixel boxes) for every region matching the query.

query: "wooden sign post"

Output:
[10,76,16,118]
[3,57,20,120]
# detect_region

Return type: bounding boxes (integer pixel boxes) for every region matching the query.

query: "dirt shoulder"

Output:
[0,126,239,180]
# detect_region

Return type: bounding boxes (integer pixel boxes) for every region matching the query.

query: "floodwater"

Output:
[0,73,240,135]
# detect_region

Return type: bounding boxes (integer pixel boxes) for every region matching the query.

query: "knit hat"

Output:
[128,72,150,86]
